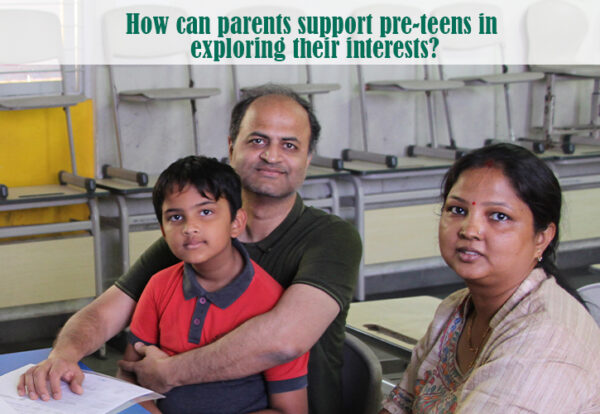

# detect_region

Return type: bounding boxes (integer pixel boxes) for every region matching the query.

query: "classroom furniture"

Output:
[0,9,103,322]
[103,5,221,169]
[346,296,442,358]
[340,157,452,300]
[231,64,340,104]
[526,0,600,151]
[358,63,465,160]
[577,283,600,326]
[530,66,600,151]
[432,3,546,154]
[352,5,467,160]
[0,348,149,413]
[0,9,91,191]
[0,186,106,321]
[342,333,383,414]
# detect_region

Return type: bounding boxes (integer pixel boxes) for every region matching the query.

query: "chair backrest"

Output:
[432,2,504,68]
[228,5,317,100]
[0,10,63,64]
[0,9,71,96]
[577,282,600,326]
[526,0,588,63]
[342,333,383,414]
[103,5,191,62]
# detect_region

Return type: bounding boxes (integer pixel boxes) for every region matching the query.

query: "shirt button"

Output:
[193,318,201,325]
[199,297,207,304]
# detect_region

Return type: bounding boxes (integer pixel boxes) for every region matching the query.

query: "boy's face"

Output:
[160,185,243,267]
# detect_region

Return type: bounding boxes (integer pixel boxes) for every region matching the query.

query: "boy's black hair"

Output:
[153,156,242,225]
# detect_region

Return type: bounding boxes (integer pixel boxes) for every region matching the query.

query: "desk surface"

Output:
[96,165,347,195]
[342,157,452,175]
[0,348,149,413]
[96,177,155,195]
[0,185,107,206]
[346,296,442,353]
[306,164,349,179]
[541,145,600,160]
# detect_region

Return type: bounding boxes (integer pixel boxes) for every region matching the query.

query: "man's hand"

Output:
[117,342,173,394]
[17,356,84,401]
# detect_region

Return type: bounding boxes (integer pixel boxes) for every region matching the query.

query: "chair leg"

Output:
[590,78,599,139]
[188,65,201,155]
[503,83,516,142]
[542,73,556,145]
[356,66,370,152]
[108,65,125,168]
[437,65,457,149]
[63,106,78,175]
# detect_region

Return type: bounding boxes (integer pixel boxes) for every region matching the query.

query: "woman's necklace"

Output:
[465,309,492,370]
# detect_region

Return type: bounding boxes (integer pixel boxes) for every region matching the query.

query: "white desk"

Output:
[0,185,106,320]
[346,296,442,355]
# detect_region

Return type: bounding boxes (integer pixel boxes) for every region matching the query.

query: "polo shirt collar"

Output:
[182,238,254,309]
[248,193,305,253]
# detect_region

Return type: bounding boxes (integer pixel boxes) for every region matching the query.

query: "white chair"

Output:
[433,3,546,154]
[354,5,466,161]
[102,5,220,180]
[0,9,92,192]
[526,0,600,152]
[577,282,600,326]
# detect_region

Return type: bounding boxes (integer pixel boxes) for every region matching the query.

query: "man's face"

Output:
[229,95,313,199]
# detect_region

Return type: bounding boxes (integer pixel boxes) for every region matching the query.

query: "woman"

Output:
[381,144,600,413]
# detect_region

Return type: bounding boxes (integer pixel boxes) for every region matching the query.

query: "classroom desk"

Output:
[0,185,107,320]
[345,296,442,358]
[0,348,149,413]
[340,157,452,300]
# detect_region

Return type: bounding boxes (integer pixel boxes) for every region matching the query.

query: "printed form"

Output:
[0,364,162,414]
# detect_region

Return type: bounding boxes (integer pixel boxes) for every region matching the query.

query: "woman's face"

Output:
[439,167,555,290]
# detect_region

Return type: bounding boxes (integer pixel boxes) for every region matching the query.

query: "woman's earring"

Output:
[537,256,543,263]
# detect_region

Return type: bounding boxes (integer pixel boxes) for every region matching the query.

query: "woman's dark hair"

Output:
[441,143,585,305]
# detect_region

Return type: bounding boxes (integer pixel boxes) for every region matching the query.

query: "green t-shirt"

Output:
[115,194,362,414]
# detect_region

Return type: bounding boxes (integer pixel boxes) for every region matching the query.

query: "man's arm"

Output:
[118,343,162,414]
[118,283,339,393]
[252,388,308,414]
[17,286,136,400]
[17,237,177,401]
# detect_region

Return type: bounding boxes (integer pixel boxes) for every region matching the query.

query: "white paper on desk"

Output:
[0,364,163,414]
[0,396,18,414]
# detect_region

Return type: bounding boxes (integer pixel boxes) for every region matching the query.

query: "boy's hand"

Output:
[118,342,173,394]
[17,356,84,401]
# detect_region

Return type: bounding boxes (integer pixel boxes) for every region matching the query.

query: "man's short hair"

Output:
[153,155,242,225]
[229,84,321,153]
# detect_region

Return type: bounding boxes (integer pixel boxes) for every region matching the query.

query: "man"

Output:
[18,84,362,414]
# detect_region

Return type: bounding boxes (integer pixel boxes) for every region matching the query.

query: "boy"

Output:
[118,156,308,414]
